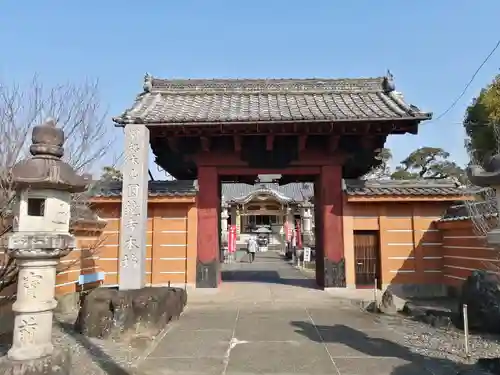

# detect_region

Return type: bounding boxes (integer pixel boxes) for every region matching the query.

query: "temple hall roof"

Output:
[113,74,432,125]
[222,183,314,203]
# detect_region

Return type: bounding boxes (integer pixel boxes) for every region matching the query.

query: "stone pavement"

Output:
[137,252,460,375]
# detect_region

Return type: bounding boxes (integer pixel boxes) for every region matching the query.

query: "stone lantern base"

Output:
[0,348,71,375]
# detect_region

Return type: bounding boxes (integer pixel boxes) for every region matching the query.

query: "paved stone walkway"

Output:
[138,252,459,375]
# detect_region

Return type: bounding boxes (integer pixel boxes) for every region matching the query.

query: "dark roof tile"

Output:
[343,179,465,197]
[113,76,432,125]
[222,182,313,202]
[91,179,466,199]
[440,201,497,222]
[92,180,197,198]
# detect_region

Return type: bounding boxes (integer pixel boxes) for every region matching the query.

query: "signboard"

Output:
[228,225,237,253]
[304,247,312,262]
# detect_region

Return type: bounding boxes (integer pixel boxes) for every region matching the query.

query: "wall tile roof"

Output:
[440,201,498,222]
[343,179,465,197]
[113,75,432,125]
[92,180,198,197]
[92,179,465,199]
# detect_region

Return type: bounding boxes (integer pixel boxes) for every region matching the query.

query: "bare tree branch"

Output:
[0,75,115,293]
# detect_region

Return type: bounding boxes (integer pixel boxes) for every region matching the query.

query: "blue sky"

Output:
[1,1,499,178]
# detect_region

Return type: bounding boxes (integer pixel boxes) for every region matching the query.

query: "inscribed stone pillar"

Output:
[196,166,219,288]
[317,165,345,288]
[119,124,150,290]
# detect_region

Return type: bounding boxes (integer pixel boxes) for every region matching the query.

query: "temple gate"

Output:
[114,73,431,289]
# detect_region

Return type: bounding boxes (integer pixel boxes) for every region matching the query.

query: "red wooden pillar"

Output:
[316,165,345,288]
[196,166,220,288]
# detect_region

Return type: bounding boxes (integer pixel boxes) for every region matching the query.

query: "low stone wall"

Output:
[75,286,187,339]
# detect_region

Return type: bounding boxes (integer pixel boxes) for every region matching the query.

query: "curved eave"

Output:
[229,189,293,205]
[113,114,432,127]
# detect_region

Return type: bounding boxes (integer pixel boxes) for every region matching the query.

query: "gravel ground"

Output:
[375,312,500,373]
[0,312,164,375]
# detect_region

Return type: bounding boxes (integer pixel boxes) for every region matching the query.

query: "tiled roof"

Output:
[113,74,432,125]
[91,179,468,199]
[92,180,198,197]
[440,201,498,222]
[222,182,313,203]
[343,179,465,197]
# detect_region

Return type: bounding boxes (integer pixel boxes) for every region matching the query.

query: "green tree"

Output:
[100,166,123,182]
[362,148,393,179]
[390,147,465,181]
[464,75,500,165]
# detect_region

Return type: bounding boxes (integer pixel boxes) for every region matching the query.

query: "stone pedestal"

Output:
[0,348,71,375]
[7,233,73,361]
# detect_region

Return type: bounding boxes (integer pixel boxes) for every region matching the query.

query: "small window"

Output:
[27,198,45,217]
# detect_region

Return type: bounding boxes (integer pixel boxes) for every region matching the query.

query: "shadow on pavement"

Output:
[56,320,131,375]
[222,270,320,289]
[290,321,470,374]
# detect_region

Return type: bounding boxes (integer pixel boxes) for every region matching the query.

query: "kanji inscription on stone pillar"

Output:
[119,125,150,290]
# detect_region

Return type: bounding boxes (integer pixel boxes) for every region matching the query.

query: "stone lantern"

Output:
[6,119,90,362]
[300,201,313,234]
[468,155,500,247]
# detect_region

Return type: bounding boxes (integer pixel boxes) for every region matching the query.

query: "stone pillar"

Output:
[5,118,89,365]
[302,206,312,233]
[8,237,73,360]
[119,125,150,290]
[317,165,345,288]
[221,204,229,233]
[235,206,241,235]
[196,166,219,288]
[220,202,229,249]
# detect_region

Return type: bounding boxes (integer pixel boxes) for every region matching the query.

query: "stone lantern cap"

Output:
[11,118,91,193]
[299,201,313,208]
[468,154,500,187]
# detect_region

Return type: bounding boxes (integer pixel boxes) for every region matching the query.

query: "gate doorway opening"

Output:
[353,230,381,289]
[219,179,320,289]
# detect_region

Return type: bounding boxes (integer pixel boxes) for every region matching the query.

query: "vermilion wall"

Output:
[54,197,198,296]
[343,199,452,289]
[437,218,498,289]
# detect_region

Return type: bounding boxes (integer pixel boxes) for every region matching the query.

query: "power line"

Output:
[432,38,500,122]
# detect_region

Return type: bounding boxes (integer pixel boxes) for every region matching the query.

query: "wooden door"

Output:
[354,231,380,288]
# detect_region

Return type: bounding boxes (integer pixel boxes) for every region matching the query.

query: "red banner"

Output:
[228,225,237,253]
[284,222,290,241]
[296,220,302,248]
